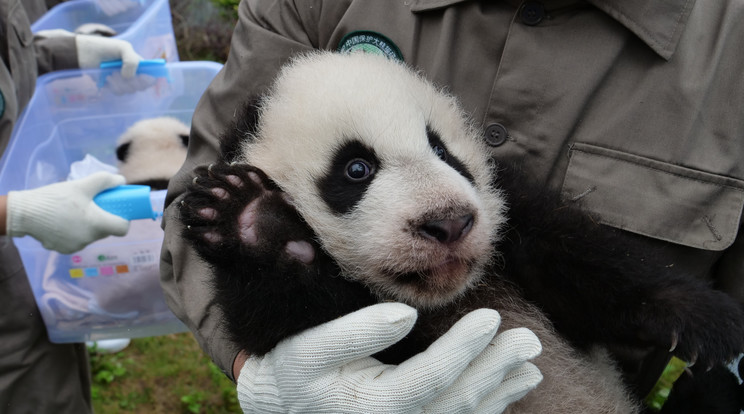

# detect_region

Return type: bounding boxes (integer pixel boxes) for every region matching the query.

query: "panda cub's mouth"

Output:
[376,211,490,304]
[389,256,476,298]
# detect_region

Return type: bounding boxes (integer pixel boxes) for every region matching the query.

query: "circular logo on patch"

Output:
[337,31,403,61]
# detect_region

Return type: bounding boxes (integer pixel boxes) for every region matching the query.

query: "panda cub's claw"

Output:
[179,162,319,267]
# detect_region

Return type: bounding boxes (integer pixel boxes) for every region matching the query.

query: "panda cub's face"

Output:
[116,116,190,189]
[241,52,507,308]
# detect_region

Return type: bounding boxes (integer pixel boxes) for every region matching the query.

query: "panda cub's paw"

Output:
[179,162,320,268]
[639,286,744,370]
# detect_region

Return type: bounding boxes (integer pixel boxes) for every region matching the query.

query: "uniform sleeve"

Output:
[33,36,78,74]
[159,0,350,381]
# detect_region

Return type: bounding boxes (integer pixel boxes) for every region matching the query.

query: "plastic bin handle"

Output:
[94,0,146,14]
[97,58,170,87]
[94,185,161,220]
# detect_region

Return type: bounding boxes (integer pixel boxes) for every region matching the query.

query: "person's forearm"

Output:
[33,36,78,74]
[233,350,249,381]
[0,195,7,235]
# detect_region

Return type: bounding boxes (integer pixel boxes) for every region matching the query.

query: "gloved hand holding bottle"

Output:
[35,29,144,79]
[1,172,130,254]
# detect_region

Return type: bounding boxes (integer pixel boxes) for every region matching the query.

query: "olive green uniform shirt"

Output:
[160,0,744,381]
[0,1,89,413]
[0,0,77,153]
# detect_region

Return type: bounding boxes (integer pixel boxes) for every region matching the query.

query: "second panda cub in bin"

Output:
[116,116,189,190]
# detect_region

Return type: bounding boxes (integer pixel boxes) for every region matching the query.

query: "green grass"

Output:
[90,333,240,414]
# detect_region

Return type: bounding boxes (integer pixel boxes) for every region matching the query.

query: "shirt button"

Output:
[484,123,508,147]
[520,1,545,26]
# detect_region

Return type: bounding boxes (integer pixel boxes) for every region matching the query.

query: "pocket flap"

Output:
[409,0,471,12]
[561,143,744,251]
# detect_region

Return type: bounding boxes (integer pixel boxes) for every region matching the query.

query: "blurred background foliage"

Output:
[171,0,238,63]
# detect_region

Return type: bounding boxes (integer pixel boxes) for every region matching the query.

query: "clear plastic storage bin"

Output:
[0,61,223,343]
[32,0,178,62]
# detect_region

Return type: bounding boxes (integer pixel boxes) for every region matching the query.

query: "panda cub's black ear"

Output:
[116,142,131,162]
[179,134,189,148]
[219,98,262,163]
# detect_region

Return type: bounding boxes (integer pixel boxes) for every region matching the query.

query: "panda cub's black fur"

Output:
[178,52,744,413]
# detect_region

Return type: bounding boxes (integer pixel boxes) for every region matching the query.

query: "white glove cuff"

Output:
[7,190,61,240]
[237,357,281,414]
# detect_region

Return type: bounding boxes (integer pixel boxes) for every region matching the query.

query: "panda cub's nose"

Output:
[419,214,474,244]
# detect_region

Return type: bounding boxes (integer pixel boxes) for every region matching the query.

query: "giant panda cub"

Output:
[178,52,744,413]
[115,116,190,190]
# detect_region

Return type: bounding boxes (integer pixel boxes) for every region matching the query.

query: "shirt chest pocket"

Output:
[561,143,744,251]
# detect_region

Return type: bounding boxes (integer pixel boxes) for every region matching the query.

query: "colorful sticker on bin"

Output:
[68,250,155,279]
[69,264,129,278]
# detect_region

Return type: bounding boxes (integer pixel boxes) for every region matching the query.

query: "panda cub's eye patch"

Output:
[319,139,380,215]
[426,126,475,184]
[345,158,374,182]
[432,145,447,161]
[116,142,131,162]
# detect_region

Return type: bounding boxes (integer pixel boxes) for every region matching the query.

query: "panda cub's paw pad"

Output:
[180,162,317,265]
[285,240,315,264]
[179,163,275,251]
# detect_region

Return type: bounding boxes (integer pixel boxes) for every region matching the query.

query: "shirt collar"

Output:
[409,0,696,60]
[587,0,695,60]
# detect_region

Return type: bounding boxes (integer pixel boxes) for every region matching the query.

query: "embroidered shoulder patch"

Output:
[337,31,403,61]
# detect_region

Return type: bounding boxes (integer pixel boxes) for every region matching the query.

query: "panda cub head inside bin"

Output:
[115,116,190,190]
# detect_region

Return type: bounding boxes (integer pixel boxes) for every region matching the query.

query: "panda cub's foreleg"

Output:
[179,162,376,355]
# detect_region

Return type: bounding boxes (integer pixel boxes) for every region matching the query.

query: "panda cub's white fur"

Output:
[115,116,189,189]
[239,54,507,307]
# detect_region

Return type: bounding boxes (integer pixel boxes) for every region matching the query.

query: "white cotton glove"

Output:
[237,303,543,414]
[93,0,141,16]
[7,172,130,254]
[76,35,142,78]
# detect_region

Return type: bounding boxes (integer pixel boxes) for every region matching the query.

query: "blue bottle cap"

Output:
[94,185,159,220]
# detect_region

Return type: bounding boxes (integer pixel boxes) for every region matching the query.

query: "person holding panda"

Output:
[161,0,744,412]
[0,0,144,412]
